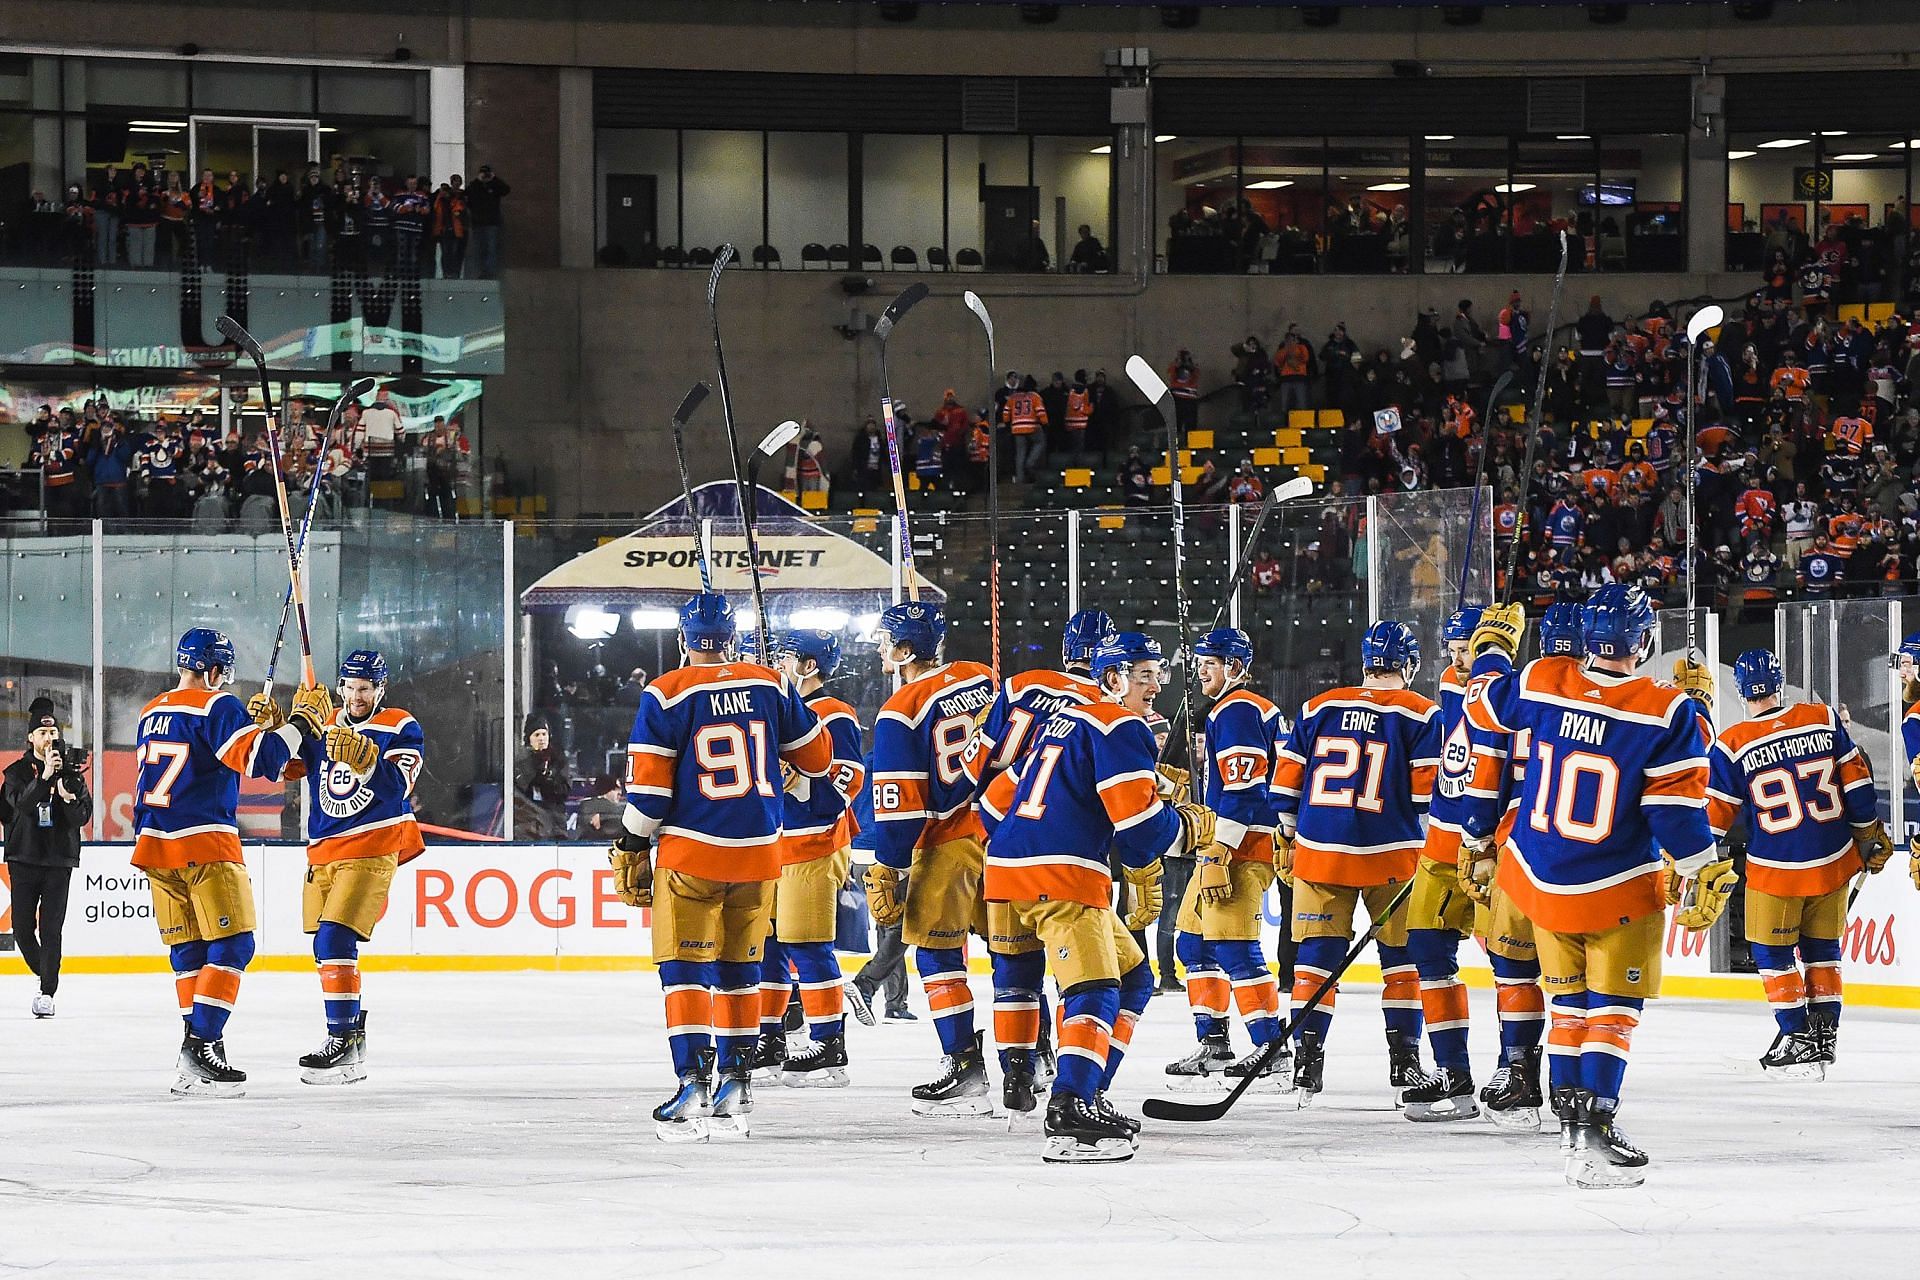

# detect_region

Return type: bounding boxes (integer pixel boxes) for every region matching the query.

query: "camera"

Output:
[50,736,90,790]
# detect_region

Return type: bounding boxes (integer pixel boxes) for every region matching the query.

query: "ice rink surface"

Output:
[2,970,1916,1279]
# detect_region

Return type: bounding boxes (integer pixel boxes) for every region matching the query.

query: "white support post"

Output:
[1066,509,1081,615]
[1705,610,1723,734]
[1365,495,1382,626]
[1826,604,1840,720]
[1227,501,1242,629]
[1774,604,1788,697]
[501,519,515,841]
[1890,600,1905,846]
[1801,607,1815,701]
[90,518,105,841]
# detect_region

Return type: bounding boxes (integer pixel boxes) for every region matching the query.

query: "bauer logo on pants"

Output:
[320,762,377,820]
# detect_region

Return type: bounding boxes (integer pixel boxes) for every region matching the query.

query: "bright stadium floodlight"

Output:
[566,605,620,640]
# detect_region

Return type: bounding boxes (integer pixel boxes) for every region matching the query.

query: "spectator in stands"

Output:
[516,716,570,840]
[1119,445,1153,511]
[91,164,124,266]
[1068,223,1107,274]
[122,163,158,268]
[913,418,943,492]
[1040,371,1069,461]
[1086,368,1119,465]
[1167,350,1199,437]
[1230,334,1271,410]
[1227,459,1263,506]
[1274,325,1314,415]
[1063,371,1093,461]
[849,416,887,501]
[1002,375,1047,483]
[87,416,134,523]
[435,174,469,278]
[393,175,431,275]
[575,774,625,840]
[465,164,509,276]
[424,417,461,519]
[1444,299,1484,398]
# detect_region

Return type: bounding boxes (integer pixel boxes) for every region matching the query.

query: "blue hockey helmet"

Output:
[1091,631,1164,684]
[1443,606,1483,645]
[1192,626,1255,665]
[877,601,945,661]
[338,649,388,686]
[1898,630,1920,667]
[1061,609,1116,665]
[782,628,842,678]
[176,626,236,678]
[1733,648,1784,701]
[1582,584,1656,660]
[1539,601,1587,657]
[1361,619,1421,680]
[679,591,737,653]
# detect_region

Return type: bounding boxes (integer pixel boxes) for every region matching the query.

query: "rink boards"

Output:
[2,842,1916,1007]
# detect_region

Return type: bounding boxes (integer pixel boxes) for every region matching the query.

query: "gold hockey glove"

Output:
[1155,763,1191,804]
[1673,654,1714,708]
[1470,603,1526,660]
[1458,835,1497,906]
[1911,838,1920,892]
[246,692,284,730]
[1195,844,1234,907]
[1122,859,1164,931]
[864,862,907,928]
[324,726,379,774]
[1854,820,1893,874]
[1175,801,1217,854]
[1274,831,1296,887]
[289,682,334,739]
[609,833,652,909]
[1673,855,1738,931]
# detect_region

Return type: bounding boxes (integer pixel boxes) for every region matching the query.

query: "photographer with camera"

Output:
[1,697,92,1017]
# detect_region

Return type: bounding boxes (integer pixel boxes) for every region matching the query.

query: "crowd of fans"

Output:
[8,160,509,278]
[13,394,472,526]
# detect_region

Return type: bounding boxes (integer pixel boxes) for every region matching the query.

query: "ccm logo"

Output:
[414,867,633,930]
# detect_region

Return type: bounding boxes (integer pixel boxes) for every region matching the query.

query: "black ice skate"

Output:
[1002,1051,1040,1126]
[1807,1009,1839,1066]
[1093,1092,1142,1136]
[1402,1065,1479,1122]
[1479,1047,1545,1133]
[653,1052,714,1144]
[299,1012,369,1086]
[911,1032,993,1117]
[782,988,805,1034]
[1034,1018,1057,1088]
[1549,1085,1582,1153]
[1565,1090,1649,1190]
[748,1031,788,1081]
[1164,1028,1234,1091]
[780,1034,850,1089]
[1759,1029,1827,1082]
[709,1064,754,1140]
[1387,1032,1432,1107]
[1291,1032,1326,1109]
[173,1033,247,1098]
[1224,1041,1295,1093]
[1042,1093,1136,1164]
[845,982,877,1028]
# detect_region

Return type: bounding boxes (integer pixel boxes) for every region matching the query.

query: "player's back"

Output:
[780,690,865,865]
[962,667,1098,792]
[1274,683,1438,886]
[984,701,1168,906]
[872,660,997,857]
[303,705,425,864]
[1425,665,1509,864]
[1202,686,1285,849]
[628,660,822,882]
[132,688,272,869]
[1468,655,1708,932]
[1708,700,1874,897]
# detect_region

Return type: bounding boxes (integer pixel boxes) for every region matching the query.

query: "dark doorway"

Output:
[604,173,658,266]
[982,184,1040,271]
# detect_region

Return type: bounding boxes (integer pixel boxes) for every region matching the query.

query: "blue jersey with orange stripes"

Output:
[980,701,1181,907]
[1707,701,1876,898]
[1423,664,1511,867]
[625,661,830,883]
[295,706,426,866]
[870,661,998,870]
[1272,684,1439,887]
[961,667,1099,796]
[131,687,301,870]
[779,691,865,866]
[1464,653,1712,934]
[1200,685,1284,863]
[1904,699,1920,775]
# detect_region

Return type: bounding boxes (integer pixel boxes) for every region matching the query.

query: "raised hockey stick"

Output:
[875,283,931,604]
[1498,230,1570,607]
[263,376,374,699]
[218,313,318,688]
[963,290,1001,676]
[1141,875,1416,1123]
[1126,356,1199,766]
[706,245,775,658]
[748,419,802,509]
[1457,369,1515,606]
[1683,305,1725,665]
[668,381,714,593]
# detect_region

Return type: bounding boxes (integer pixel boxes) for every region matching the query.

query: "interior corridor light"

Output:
[1246,179,1294,190]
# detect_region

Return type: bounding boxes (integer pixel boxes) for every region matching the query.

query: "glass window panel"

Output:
[191,63,313,115]
[595,127,678,266]
[1157,136,1238,274]
[1601,133,1684,272]
[0,114,69,260]
[1326,137,1410,274]
[767,131,846,268]
[863,133,943,269]
[0,53,60,109]
[680,129,763,261]
[1822,137,1907,303]
[1239,137,1323,275]
[73,58,188,110]
[1034,135,1112,274]
[1424,135,1507,273]
[318,69,427,122]
[1725,130,1813,272]
[320,124,428,185]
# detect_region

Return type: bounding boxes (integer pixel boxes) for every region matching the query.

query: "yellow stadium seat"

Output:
[1274,428,1303,448]
[1151,465,1170,485]
[1188,429,1214,449]
[907,473,921,491]
[489,495,514,516]
[800,489,830,511]
[1630,419,1653,438]
[852,517,878,534]
[455,497,481,517]
[1300,463,1326,482]
[1282,447,1310,466]
[1182,465,1202,483]
[372,480,408,501]
[1505,404,1526,424]
[1288,410,1316,429]
[1836,303,1866,326]
[853,507,883,517]
[1064,468,1093,488]
[1252,447,1282,467]
[1867,302,1895,323]
[1316,410,1343,428]
[1098,514,1126,530]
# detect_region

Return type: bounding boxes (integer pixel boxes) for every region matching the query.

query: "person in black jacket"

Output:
[1,698,92,1017]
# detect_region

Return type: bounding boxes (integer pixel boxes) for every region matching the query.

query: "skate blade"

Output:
[299,1065,368,1086]
[1004,1105,1042,1132]
[1762,1063,1827,1083]
[171,1075,246,1099]
[1406,1100,1481,1123]
[750,1067,786,1083]
[781,1068,850,1089]
[1042,1136,1136,1164]
[1565,1155,1646,1190]
[1165,1074,1231,1094]
[1483,1106,1544,1134]
[654,1117,710,1144]
[911,1096,997,1118]
[708,1114,752,1140]
[1225,1075,1296,1095]
[1293,1089,1319,1111]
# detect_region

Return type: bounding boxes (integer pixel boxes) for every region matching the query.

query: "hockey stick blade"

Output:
[875,283,931,342]
[672,382,710,430]
[1685,304,1725,345]
[962,290,995,349]
[706,244,736,306]
[1270,475,1314,504]
[756,419,801,457]
[215,314,264,361]
[1125,355,1171,407]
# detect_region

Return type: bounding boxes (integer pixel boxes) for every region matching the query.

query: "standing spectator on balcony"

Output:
[136,420,185,519]
[1274,325,1314,416]
[424,417,460,519]
[1002,375,1048,483]
[393,176,431,276]
[30,418,85,520]
[216,171,249,266]
[360,391,403,489]
[121,164,157,268]
[261,170,297,268]
[363,177,392,270]
[189,169,220,266]
[434,174,469,279]
[1040,370,1069,461]
[1231,334,1271,410]
[849,416,886,502]
[156,170,188,266]
[1119,445,1154,510]
[1443,299,1484,399]
[87,416,134,524]
[91,164,124,266]
[298,167,334,271]
[1068,222,1107,274]
[466,164,509,277]
[335,177,366,275]
[1167,349,1200,438]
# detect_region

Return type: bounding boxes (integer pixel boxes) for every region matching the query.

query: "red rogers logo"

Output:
[414,866,644,930]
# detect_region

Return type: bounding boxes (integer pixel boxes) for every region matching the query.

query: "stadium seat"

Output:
[1282,447,1310,466]
[1867,302,1895,323]
[1288,410,1316,429]
[800,489,830,511]
[861,244,883,268]
[752,244,782,268]
[1098,514,1126,530]
[1252,447,1282,467]
[1505,404,1526,424]
[926,246,950,270]
[801,243,827,269]
[1316,410,1342,428]
[661,246,684,268]
[890,246,918,269]
[955,248,984,270]
[1187,429,1214,449]
[1274,428,1303,448]
[1063,468,1092,488]
[827,243,850,267]
[1631,418,1653,437]
[1300,463,1326,481]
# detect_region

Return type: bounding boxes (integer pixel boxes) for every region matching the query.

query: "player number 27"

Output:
[135,740,190,808]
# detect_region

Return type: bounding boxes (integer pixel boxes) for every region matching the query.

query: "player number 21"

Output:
[1307,736,1388,812]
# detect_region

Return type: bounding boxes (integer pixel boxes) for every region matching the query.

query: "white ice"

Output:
[2,971,1916,1279]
